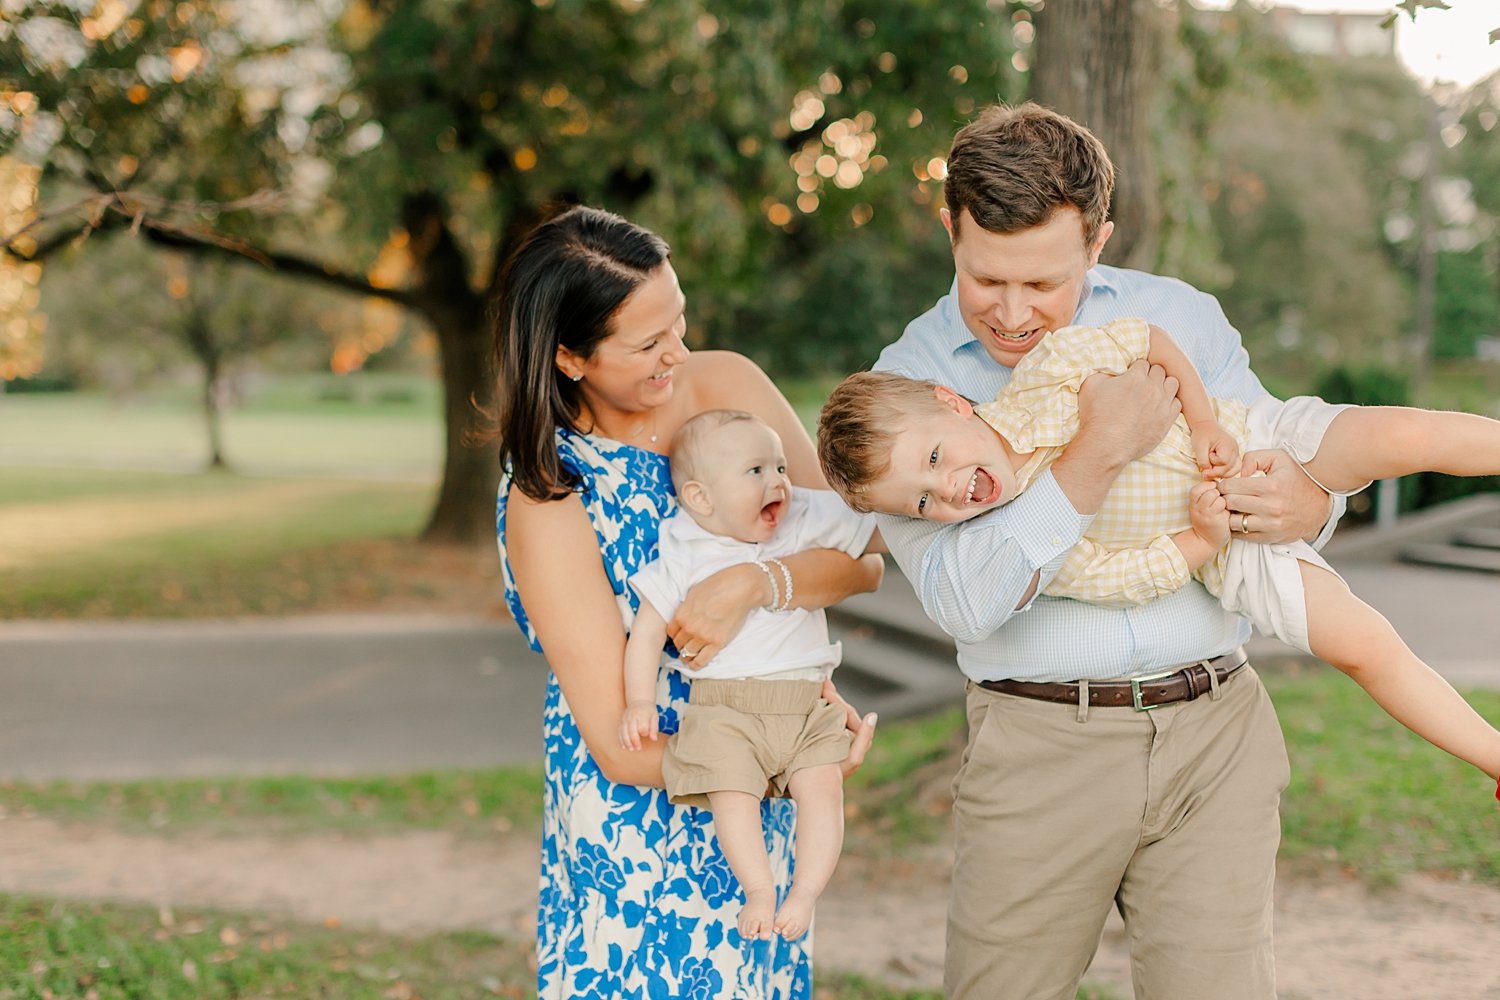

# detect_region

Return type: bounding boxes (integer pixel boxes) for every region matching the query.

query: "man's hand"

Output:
[1217,449,1334,544]
[1053,360,1180,515]
[1077,359,1181,466]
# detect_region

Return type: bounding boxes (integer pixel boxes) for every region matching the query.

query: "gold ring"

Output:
[1238,512,1252,533]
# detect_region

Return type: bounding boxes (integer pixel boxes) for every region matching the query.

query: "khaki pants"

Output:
[946,665,1289,1000]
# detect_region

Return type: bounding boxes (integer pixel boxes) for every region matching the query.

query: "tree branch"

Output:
[141,224,420,308]
[1,190,422,309]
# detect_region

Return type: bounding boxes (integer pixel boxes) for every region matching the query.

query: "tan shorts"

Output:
[663,677,851,809]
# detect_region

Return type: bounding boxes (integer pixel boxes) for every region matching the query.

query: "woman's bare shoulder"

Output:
[684,349,766,380]
[680,350,778,408]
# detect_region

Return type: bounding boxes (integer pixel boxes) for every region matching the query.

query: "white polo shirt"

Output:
[630,489,876,680]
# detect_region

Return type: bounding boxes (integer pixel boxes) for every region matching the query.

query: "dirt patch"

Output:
[311,538,507,619]
[4,816,1497,997]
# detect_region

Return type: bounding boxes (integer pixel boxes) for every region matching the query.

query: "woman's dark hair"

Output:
[495,204,671,501]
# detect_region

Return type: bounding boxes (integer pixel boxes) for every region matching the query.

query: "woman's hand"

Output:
[668,562,768,668]
[822,677,878,780]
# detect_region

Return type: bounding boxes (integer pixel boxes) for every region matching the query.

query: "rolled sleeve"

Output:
[1045,534,1191,608]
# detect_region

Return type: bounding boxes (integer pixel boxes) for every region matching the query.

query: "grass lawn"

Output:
[0,892,1123,1000]
[1269,662,1500,885]
[0,379,443,478]
[0,465,453,619]
[0,767,544,839]
[0,894,532,999]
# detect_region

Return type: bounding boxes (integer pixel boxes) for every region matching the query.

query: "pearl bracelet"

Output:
[753,559,781,611]
[765,557,793,612]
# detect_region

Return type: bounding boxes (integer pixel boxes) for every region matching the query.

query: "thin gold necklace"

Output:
[590,406,658,444]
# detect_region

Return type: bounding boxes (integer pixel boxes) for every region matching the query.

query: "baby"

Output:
[620,409,877,940]
[818,317,1500,791]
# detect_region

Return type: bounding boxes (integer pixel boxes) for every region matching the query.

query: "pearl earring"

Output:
[571,373,582,382]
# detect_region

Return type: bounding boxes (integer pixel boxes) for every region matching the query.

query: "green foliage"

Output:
[8,0,1025,378]
[1312,365,1500,516]
[1154,3,1319,287]
[1434,245,1500,359]
[1206,56,1424,371]
[328,0,1023,371]
[1314,366,1412,407]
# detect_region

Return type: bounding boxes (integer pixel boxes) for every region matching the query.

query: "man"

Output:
[873,103,1340,999]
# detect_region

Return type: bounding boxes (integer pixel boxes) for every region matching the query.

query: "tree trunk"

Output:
[422,296,499,545]
[1030,0,1163,271]
[182,297,229,470]
[204,365,226,470]
[402,193,501,546]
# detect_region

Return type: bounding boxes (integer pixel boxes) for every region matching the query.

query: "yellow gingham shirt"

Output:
[975,317,1249,607]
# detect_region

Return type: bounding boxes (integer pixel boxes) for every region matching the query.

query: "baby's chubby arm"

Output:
[619,600,669,751]
[1146,324,1239,478]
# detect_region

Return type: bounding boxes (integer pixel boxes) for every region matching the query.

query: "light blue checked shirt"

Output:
[874,265,1344,683]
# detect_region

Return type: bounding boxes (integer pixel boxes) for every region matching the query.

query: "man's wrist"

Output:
[1061,430,1130,475]
[1304,489,1336,544]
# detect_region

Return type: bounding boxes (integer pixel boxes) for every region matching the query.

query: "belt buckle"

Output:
[1128,669,1182,712]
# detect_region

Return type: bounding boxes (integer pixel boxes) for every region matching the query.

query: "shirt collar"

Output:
[940,265,1120,358]
[1081,265,1118,303]
[663,509,753,551]
[938,278,975,356]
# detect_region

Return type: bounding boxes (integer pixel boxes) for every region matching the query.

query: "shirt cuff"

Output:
[1003,470,1092,570]
[1307,493,1347,552]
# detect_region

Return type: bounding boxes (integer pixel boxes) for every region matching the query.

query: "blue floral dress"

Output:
[497,427,812,1000]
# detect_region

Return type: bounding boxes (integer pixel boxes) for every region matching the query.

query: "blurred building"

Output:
[1196,4,1397,61]
[1264,6,1395,60]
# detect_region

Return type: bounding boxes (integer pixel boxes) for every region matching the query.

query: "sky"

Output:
[1200,1,1500,88]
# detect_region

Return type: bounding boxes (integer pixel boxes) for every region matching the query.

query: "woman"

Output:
[495,205,883,999]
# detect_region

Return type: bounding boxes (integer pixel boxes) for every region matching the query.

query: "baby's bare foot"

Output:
[738,887,776,940]
[773,893,814,941]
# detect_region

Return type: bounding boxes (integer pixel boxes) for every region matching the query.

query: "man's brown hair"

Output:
[817,371,948,512]
[944,102,1115,246]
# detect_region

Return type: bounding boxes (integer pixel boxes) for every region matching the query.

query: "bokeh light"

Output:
[0,157,45,382]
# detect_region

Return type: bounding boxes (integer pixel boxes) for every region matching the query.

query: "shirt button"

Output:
[1052,536,1063,546]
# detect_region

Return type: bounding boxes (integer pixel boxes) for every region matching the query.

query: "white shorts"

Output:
[1219,396,1364,654]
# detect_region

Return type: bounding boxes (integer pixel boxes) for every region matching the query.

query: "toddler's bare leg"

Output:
[773,763,845,941]
[707,789,777,940]
[1302,562,1500,778]
[1302,406,1500,493]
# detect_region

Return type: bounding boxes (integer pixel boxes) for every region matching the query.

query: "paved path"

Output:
[2,501,1497,783]
[0,615,547,781]
[0,614,916,783]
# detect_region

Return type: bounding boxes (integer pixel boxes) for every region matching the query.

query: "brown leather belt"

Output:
[977,648,1250,711]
